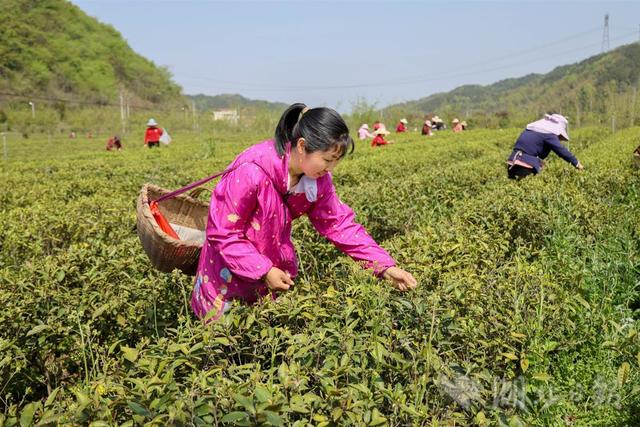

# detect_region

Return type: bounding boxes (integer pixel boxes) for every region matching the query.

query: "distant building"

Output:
[212,109,239,123]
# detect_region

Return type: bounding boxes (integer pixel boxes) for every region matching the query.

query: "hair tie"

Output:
[298,107,310,122]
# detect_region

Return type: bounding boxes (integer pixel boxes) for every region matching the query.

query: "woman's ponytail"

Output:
[274,103,354,159]
[274,103,307,156]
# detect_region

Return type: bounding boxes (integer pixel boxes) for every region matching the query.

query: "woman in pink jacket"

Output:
[192,103,417,321]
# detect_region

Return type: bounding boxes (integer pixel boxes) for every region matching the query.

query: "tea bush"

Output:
[0,127,639,425]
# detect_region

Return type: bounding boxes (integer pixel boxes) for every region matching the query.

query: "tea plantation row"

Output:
[0,127,639,425]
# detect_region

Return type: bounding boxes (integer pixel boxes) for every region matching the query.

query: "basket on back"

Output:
[136,184,209,275]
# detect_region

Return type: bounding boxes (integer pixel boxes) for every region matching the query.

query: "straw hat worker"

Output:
[144,118,164,148]
[452,118,463,133]
[372,126,394,147]
[396,118,408,133]
[358,123,374,140]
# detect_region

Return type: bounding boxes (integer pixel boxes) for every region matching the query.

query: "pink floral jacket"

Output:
[191,139,396,320]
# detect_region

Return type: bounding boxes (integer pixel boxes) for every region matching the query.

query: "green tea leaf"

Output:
[501,352,518,361]
[127,401,150,417]
[26,324,50,336]
[263,410,283,426]
[19,402,37,427]
[618,362,630,388]
[254,385,271,403]
[121,346,139,362]
[221,411,249,423]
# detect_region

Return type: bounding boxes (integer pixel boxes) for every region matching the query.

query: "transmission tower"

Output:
[602,13,610,52]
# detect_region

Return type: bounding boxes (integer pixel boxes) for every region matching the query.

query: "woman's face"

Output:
[295,139,342,179]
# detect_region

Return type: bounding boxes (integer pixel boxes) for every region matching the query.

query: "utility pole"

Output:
[28,101,35,118]
[632,75,639,127]
[119,90,126,135]
[611,114,616,132]
[631,85,637,127]
[602,14,610,53]
[192,100,197,131]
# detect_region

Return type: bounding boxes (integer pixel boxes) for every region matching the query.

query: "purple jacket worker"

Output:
[506,113,583,180]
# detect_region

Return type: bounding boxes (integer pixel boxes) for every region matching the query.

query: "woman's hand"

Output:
[576,161,584,170]
[382,267,418,291]
[264,267,294,292]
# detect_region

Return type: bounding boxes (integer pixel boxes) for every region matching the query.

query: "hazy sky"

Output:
[71,1,640,111]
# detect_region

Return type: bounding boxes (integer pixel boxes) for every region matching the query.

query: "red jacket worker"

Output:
[144,118,164,148]
[396,118,408,133]
[372,127,393,147]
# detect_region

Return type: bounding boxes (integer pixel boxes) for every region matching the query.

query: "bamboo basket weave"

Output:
[136,184,209,275]
[633,151,640,169]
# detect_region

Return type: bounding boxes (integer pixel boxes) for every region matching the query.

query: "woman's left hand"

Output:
[382,267,418,291]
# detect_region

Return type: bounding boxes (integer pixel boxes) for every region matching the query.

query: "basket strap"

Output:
[151,161,276,204]
[152,170,226,203]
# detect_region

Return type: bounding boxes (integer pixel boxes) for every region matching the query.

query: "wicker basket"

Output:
[633,152,640,169]
[136,184,209,275]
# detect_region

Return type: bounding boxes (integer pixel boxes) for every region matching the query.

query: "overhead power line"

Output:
[180,26,605,92]
[0,91,185,112]
[182,29,639,93]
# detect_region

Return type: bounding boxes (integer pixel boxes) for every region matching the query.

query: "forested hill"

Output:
[385,42,640,126]
[0,0,182,105]
[187,94,288,112]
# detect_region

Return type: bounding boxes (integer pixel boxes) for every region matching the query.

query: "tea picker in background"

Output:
[421,120,432,136]
[432,116,445,131]
[451,118,463,133]
[461,120,468,131]
[506,113,583,180]
[358,123,374,140]
[192,103,417,321]
[144,118,164,148]
[633,144,640,168]
[396,118,408,133]
[106,135,122,151]
[371,126,394,147]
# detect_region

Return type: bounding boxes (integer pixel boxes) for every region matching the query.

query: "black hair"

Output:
[274,103,354,158]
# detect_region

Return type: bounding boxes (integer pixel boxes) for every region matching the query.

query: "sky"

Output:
[71,0,640,112]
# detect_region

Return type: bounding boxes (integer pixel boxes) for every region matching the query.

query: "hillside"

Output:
[187,93,287,112]
[0,0,183,105]
[386,43,640,127]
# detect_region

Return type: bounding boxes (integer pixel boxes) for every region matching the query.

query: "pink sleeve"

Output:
[207,164,273,281]
[307,177,395,276]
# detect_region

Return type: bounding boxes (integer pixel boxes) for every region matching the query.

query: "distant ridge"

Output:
[186,93,287,112]
[384,43,640,126]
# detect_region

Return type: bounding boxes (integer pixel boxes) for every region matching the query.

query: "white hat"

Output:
[425,120,432,125]
[374,128,390,135]
[360,124,369,130]
[452,118,460,124]
[147,118,158,127]
[526,113,570,140]
[400,118,408,124]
